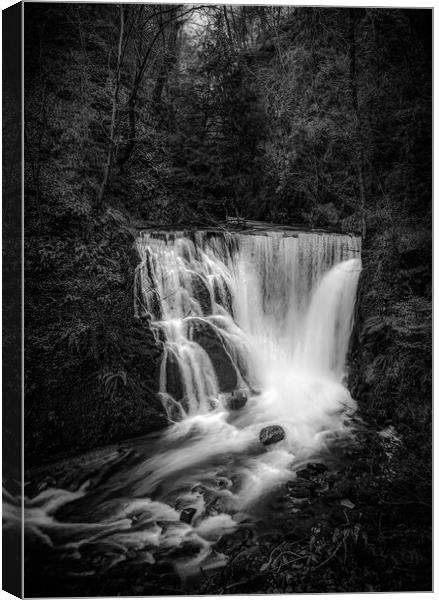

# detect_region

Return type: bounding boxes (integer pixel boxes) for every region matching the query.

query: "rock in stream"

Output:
[259,425,285,446]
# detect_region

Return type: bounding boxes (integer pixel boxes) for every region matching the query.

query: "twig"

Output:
[274,555,304,572]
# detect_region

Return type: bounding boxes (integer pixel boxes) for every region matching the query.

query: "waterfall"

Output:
[135,230,361,418]
[17,228,363,586]
[294,258,361,378]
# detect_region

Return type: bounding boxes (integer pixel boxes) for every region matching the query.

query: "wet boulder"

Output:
[180,507,197,524]
[307,462,328,474]
[259,425,285,446]
[166,539,203,560]
[205,496,225,516]
[296,462,328,479]
[287,478,314,498]
[191,274,212,315]
[192,322,237,392]
[163,353,185,402]
[226,389,247,411]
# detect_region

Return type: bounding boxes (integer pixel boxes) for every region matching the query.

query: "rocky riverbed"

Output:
[21,413,430,597]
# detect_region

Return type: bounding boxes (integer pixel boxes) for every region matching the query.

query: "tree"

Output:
[97,5,124,210]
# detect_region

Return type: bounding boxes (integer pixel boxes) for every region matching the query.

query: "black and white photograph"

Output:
[2,1,433,597]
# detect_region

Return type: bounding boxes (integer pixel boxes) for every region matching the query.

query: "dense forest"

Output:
[21,4,431,593]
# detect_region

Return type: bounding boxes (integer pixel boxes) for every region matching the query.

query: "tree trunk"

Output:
[97,5,124,211]
[349,9,367,238]
[152,6,179,117]
[118,5,193,169]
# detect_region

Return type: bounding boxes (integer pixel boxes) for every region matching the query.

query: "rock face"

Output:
[129,243,141,268]
[226,390,248,410]
[192,322,238,392]
[259,425,285,446]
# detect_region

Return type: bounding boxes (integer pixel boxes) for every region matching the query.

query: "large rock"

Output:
[226,390,247,410]
[191,274,212,315]
[192,322,237,392]
[164,352,185,402]
[259,425,285,446]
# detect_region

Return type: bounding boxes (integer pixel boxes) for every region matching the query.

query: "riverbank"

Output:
[199,427,431,594]
[24,209,168,466]
[23,411,431,596]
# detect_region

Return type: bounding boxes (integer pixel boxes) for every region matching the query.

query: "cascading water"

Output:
[134,230,361,423]
[12,228,362,593]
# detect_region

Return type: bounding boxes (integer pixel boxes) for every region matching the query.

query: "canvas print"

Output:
[3,2,432,597]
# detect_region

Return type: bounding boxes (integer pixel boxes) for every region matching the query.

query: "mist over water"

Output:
[13,229,362,585]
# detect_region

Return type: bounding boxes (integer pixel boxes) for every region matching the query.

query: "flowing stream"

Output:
[9,228,362,593]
